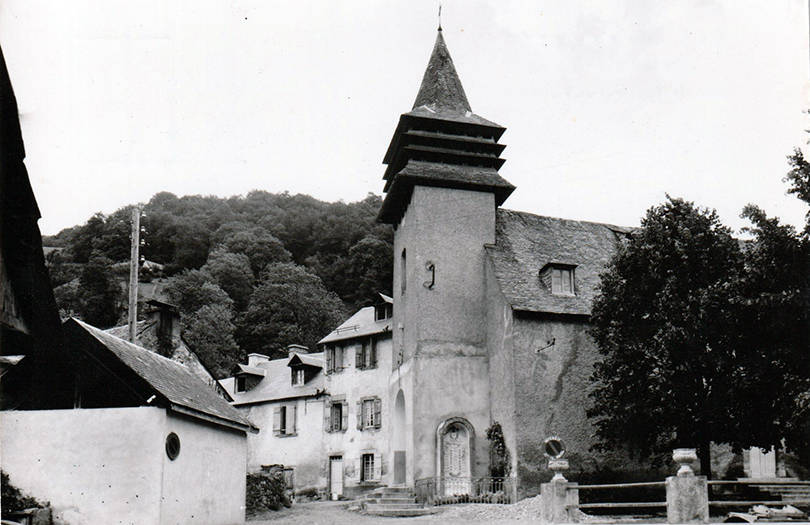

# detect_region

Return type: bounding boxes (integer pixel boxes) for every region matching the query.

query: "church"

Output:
[378,27,632,497]
[228,27,635,499]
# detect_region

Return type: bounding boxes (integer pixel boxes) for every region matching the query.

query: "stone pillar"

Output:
[541,479,578,523]
[666,449,708,523]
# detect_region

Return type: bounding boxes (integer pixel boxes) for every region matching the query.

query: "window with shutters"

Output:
[361,453,374,482]
[325,345,344,374]
[358,397,382,430]
[324,401,348,432]
[273,405,297,437]
[355,338,377,371]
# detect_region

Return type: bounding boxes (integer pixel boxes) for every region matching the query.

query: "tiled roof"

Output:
[68,318,256,431]
[485,209,631,316]
[318,306,392,345]
[224,353,325,406]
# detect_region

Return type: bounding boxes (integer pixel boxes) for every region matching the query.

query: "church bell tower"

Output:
[379,28,514,485]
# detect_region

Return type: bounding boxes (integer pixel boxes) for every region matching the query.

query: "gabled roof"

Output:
[288,353,323,368]
[318,306,392,345]
[236,363,267,377]
[223,352,325,406]
[485,209,631,316]
[65,318,256,433]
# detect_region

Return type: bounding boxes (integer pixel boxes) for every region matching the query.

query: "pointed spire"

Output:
[412,30,471,114]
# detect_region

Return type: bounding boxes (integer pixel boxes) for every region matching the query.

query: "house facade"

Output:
[319,295,393,497]
[224,348,328,492]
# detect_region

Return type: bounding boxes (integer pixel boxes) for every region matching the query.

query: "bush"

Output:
[245,471,291,514]
[1,471,45,516]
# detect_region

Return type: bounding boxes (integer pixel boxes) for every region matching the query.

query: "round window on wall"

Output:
[165,432,181,460]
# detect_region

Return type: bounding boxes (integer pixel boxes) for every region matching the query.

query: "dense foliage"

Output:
[589,177,810,475]
[1,471,45,515]
[46,191,393,375]
[245,471,291,514]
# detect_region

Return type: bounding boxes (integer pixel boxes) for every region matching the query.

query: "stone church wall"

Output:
[485,256,518,477]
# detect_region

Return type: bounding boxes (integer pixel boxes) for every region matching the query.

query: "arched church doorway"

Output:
[436,417,473,495]
[393,389,406,485]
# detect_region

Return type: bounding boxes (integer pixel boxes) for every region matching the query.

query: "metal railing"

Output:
[567,481,667,512]
[415,476,516,505]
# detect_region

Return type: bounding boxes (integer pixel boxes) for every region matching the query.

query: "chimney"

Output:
[146,300,180,357]
[248,353,270,367]
[287,344,309,357]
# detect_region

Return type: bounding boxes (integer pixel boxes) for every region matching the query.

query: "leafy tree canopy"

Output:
[588,197,746,476]
[237,263,346,359]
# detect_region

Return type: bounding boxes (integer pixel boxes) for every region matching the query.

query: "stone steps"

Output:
[360,486,437,517]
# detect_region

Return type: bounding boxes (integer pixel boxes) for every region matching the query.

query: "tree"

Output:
[785,148,810,233]
[201,250,255,310]
[222,229,292,276]
[588,196,746,478]
[164,269,234,316]
[77,253,123,328]
[237,263,346,359]
[183,304,242,378]
[735,205,810,466]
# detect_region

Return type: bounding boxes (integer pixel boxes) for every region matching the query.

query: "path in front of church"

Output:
[248,499,671,524]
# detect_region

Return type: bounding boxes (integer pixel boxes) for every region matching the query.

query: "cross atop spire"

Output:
[412,30,471,114]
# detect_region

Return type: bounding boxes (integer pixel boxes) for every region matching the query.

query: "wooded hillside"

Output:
[45,191,393,376]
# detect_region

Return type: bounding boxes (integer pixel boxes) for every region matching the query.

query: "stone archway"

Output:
[436,417,474,496]
[393,389,406,485]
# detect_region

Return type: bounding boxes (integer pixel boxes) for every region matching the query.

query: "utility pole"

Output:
[128,205,142,342]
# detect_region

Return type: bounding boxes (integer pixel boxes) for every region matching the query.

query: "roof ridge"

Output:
[76,318,194,373]
[498,208,634,232]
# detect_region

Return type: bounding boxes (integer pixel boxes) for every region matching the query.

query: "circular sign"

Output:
[543,437,565,459]
[165,432,181,460]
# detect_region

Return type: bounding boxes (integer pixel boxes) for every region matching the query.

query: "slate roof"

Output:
[223,352,325,406]
[67,318,256,432]
[409,30,501,128]
[397,160,514,196]
[485,209,632,316]
[289,353,323,368]
[318,306,392,345]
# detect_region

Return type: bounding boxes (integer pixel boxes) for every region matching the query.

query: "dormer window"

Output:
[374,303,393,321]
[292,368,305,386]
[540,263,576,296]
[236,376,246,393]
[551,267,574,295]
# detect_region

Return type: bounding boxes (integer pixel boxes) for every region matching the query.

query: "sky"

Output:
[2,1,809,236]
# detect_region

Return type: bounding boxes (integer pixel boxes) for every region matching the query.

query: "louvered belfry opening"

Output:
[378,29,514,225]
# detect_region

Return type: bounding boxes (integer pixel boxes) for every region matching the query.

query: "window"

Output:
[400,249,407,294]
[551,267,574,295]
[273,405,297,436]
[357,397,382,430]
[540,263,576,296]
[236,376,246,393]
[324,399,348,432]
[355,338,377,370]
[292,368,305,386]
[325,345,344,374]
[374,303,392,321]
[361,454,374,482]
